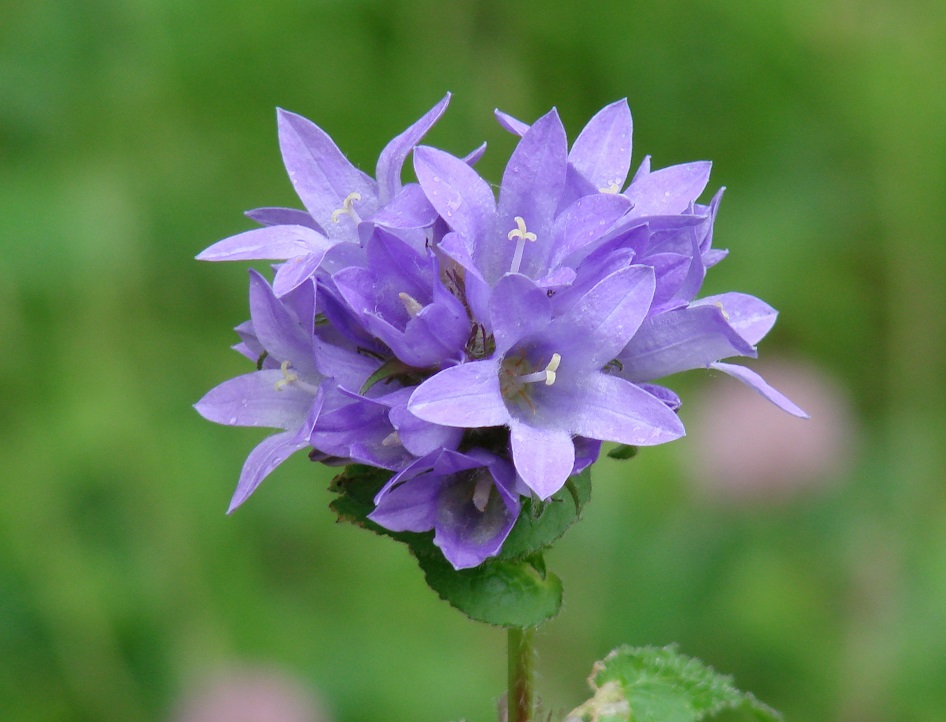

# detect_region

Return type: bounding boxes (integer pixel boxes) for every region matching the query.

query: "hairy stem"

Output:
[507,626,536,722]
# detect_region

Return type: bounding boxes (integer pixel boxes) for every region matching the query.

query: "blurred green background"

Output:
[3,1,945,720]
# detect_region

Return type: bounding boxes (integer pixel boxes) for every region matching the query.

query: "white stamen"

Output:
[544,352,561,386]
[507,216,537,274]
[381,431,400,447]
[330,192,363,224]
[274,360,298,391]
[598,180,622,194]
[398,292,424,318]
[472,474,493,512]
[515,353,562,387]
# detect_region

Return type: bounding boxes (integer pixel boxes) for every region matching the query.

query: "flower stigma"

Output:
[499,350,562,413]
[507,216,537,274]
[273,360,319,394]
[330,192,363,224]
[398,292,424,318]
[274,360,298,391]
[471,471,493,512]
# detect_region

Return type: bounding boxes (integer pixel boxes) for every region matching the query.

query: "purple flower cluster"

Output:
[196,94,806,569]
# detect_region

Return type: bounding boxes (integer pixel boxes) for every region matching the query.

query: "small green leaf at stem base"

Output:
[419,553,562,628]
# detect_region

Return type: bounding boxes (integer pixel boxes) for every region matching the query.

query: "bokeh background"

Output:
[3,1,945,720]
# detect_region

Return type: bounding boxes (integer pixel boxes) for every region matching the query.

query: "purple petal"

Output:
[572,437,603,474]
[497,109,568,253]
[368,471,441,532]
[710,362,810,418]
[462,143,488,166]
[618,305,756,382]
[555,264,656,367]
[311,333,380,391]
[509,421,574,499]
[438,231,491,326]
[625,161,712,217]
[272,253,325,297]
[389,402,463,457]
[637,383,682,411]
[197,225,333,262]
[277,109,378,239]
[548,192,633,269]
[692,293,777,345]
[194,371,314,429]
[248,270,318,377]
[670,221,707,306]
[408,360,508,428]
[376,93,451,202]
[494,109,530,136]
[489,274,552,354]
[414,146,497,243]
[571,373,685,446]
[703,248,729,268]
[434,479,518,569]
[228,430,309,512]
[631,154,651,182]
[245,207,322,232]
[369,183,439,230]
[568,99,633,193]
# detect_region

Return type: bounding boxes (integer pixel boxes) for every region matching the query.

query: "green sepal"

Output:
[565,645,781,722]
[498,467,591,560]
[417,552,563,628]
[328,464,440,559]
[359,358,425,395]
[607,443,639,460]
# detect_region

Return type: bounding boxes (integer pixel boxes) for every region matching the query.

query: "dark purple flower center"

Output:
[436,469,508,545]
[499,346,561,414]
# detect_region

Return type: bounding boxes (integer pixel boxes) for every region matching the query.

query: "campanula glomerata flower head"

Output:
[196,94,806,569]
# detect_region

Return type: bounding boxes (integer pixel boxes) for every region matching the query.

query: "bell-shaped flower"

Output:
[617,293,808,417]
[415,109,631,325]
[408,267,685,499]
[331,227,470,369]
[196,94,452,294]
[368,448,520,569]
[496,99,634,207]
[194,271,325,511]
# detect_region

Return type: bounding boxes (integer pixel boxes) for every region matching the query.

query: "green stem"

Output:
[507,626,536,722]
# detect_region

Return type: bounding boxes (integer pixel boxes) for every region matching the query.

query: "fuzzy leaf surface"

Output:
[565,645,781,722]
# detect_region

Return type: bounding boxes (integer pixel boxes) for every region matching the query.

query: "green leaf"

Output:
[565,645,781,722]
[328,464,441,558]
[417,553,563,627]
[359,358,426,394]
[498,467,591,560]
[328,463,576,626]
[607,444,639,460]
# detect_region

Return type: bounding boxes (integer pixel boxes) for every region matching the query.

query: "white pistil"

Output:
[515,353,562,387]
[598,180,622,193]
[507,215,537,274]
[272,359,319,394]
[381,431,400,448]
[398,292,424,318]
[330,192,363,224]
[544,352,561,385]
[472,474,493,512]
[274,360,299,391]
